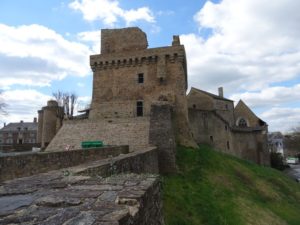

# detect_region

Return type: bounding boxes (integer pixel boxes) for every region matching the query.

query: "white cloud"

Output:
[181,0,300,94]
[230,84,300,108]
[0,90,92,126]
[69,0,155,26]
[181,0,300,133]
[77,30,101,54]
[0,24,92,89]
[0,90,51,125]
[76,96,91,112]
[260,107,300,132]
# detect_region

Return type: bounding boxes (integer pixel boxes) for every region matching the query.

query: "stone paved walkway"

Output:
[0,169,159,225]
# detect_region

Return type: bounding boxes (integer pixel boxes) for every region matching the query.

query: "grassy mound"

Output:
[163,145,300,225]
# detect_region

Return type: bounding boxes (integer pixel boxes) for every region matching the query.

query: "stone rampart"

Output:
[149,102,177,174]
[0,173,163,224]
[75,147,159,177]
[0,145,128,182]
[46,118,150,152]
[0,147,163,224]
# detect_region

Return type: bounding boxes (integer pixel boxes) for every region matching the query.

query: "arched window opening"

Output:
[238,118,248,127]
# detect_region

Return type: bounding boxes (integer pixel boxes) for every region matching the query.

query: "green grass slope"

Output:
[163,145,300,225]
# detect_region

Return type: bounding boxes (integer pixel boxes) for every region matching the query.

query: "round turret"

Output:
[47,100,58,107]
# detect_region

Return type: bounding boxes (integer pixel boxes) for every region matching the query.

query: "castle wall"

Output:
[214,99,235,126]
[149,102,177,174]
[89,28,195,147]
[41,100,60,148]
[89,46,188,119]
[46,117,150,152]
[0,145,129,182]
[189,108,269,165]
[37,110,43,143]
[187,89,214,110]
[0,147,163,224]
[189,109,233,153]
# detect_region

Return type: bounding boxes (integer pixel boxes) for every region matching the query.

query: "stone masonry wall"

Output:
[149,102,177,174]
[0,143,40,153]
[89,27,196,147]
[0,145,128,182]
[189,109,233,153]
[189,108,269,165]
[0,147,163,224]
[46,117,150,152]
[0,173,163,225]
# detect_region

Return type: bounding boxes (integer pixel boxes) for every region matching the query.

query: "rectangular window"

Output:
[227,141,230,150]
[136,101,143,117]
[138,73,144,83]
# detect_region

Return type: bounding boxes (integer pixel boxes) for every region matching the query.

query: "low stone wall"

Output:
[0,147,163,224]
[0,143,41,153]
[0,146,129,182]
[75,147,159,177]
[0,173,164,225]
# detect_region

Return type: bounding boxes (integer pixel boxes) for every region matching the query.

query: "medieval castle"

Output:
[0,27,273,224]
[37,27,270,167]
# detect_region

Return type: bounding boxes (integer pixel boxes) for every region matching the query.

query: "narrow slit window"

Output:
[136,101,143,117]
[138,73,144,83]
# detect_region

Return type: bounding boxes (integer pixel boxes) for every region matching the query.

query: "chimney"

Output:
[3,123,6,127]
[172,35,180,46]
[218,87,224,98]
[33,117,37,123]
[20,120,23,123]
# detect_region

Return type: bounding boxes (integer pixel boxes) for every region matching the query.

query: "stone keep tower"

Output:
[89,27,195,146]
[45,27,196,173]
[37,100,63,148]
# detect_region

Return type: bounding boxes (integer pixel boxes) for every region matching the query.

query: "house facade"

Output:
[0,119,38,145]
[268,132,284,155]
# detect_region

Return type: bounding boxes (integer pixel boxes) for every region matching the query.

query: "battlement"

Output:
[90,45,186,72]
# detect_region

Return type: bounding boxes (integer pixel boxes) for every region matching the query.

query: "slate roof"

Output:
[190,87,234,102]
[0,122,37,132]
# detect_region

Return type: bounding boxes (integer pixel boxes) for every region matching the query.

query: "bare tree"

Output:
[52,90,64,107]
[52,90,78,119]
[70,93,77,117]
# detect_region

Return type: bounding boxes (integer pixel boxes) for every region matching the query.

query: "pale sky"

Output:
[0,0,300,132]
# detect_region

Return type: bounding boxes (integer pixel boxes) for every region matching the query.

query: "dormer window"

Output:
[138,73,144,83]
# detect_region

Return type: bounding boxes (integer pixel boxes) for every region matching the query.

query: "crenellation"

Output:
[91,53,184,73]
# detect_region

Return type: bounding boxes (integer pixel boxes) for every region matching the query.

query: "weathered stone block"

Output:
[101,27,148,54]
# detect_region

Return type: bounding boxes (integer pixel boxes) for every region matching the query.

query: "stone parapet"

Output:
[90,45,186,72]
[0,145,129,182]
[0,146,163,224]
[0,173,163,225]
